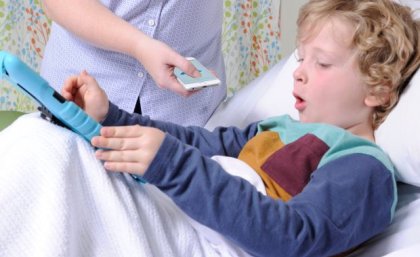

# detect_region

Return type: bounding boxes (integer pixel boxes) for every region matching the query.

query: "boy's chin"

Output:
[298,114,312,123]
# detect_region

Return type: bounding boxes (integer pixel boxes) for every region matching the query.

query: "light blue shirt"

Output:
[40,0,226,126]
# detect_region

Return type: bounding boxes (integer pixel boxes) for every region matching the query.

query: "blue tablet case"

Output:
[0,51,101,143]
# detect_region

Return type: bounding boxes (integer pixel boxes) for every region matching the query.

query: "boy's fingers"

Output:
[92,126,150,147]
[61,91,73,101]
[100,125,143,138]
[79,70,95,84]
[62,76,78,90]
[96,149,141,162]
[92,137,140,151]
[78,72,88,85]
[102,161,146,174]
[61,76,79,99]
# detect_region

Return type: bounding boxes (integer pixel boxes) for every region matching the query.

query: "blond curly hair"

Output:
[297,0,420,129]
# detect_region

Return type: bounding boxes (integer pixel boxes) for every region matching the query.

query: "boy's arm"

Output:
[143,143,396,257]
[102,102,259,157]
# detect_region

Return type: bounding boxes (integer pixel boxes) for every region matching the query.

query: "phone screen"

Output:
[174,58,220,91]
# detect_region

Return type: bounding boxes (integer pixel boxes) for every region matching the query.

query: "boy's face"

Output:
[293,19,373,132]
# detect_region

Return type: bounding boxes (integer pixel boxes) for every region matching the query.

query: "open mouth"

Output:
[293,92,306,111]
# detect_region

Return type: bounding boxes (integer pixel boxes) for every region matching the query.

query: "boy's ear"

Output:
[364,93,389,107]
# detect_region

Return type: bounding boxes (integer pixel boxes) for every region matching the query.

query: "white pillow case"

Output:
[206,54,298,130]
[376,69,420,186]
[206,53,420,187]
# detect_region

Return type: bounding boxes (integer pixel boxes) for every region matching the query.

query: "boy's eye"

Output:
[317,62,331,68]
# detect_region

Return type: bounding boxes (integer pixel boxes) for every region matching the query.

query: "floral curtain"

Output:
[223,0,282,97]
[0,0,49,112]
[0,0,282,112]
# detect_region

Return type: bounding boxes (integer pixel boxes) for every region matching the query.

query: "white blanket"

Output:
[0,113,248,257]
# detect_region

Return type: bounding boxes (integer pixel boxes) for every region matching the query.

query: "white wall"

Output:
[280,0,309,58]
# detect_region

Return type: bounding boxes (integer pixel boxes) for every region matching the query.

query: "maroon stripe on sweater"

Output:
[261,134,329,196]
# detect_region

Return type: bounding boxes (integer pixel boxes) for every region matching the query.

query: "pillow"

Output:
[376,69,420,186]
[206,53,420,187]
[206,54,298,130]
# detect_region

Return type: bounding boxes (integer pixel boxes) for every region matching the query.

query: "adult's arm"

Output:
[42,0,146,58]
[41,0,199,94]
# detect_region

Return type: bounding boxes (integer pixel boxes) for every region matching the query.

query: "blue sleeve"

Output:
[143,137,396,257]
[102,102,259,157]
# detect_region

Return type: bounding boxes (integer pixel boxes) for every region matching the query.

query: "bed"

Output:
[0,50,419,256]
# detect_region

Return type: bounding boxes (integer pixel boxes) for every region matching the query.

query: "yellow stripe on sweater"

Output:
[238,131,292,201]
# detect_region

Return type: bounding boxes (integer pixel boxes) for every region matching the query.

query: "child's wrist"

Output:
[96,101,110,123]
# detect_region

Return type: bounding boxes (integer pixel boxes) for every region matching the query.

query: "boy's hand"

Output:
[92,125,165,176]
[61,70,109,122]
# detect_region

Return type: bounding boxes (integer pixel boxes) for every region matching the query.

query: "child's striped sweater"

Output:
[104,103,397,257]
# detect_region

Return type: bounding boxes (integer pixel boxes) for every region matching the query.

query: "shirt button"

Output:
[148,19,156,27]
[137,71,144,78]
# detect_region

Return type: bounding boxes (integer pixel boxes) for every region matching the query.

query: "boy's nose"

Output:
[293,65,307,84]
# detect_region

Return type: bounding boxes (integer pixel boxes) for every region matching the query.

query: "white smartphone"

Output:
[174,57,221,91]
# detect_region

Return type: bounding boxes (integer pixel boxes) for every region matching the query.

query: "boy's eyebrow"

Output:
[298,41,355,61]
[297,42,336,56]
[297,46,338,61]
[312,47,337,58]
[315,46,356,62]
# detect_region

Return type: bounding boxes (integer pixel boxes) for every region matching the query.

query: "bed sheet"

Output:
[0,113,252,257]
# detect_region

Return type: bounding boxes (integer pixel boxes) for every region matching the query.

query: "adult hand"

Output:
[92,125,165,176]
[135,38,202,96]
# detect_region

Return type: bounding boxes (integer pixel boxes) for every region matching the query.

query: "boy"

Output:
[62,0,420,256]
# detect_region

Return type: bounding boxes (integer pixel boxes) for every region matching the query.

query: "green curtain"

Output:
[0,0,282,112]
